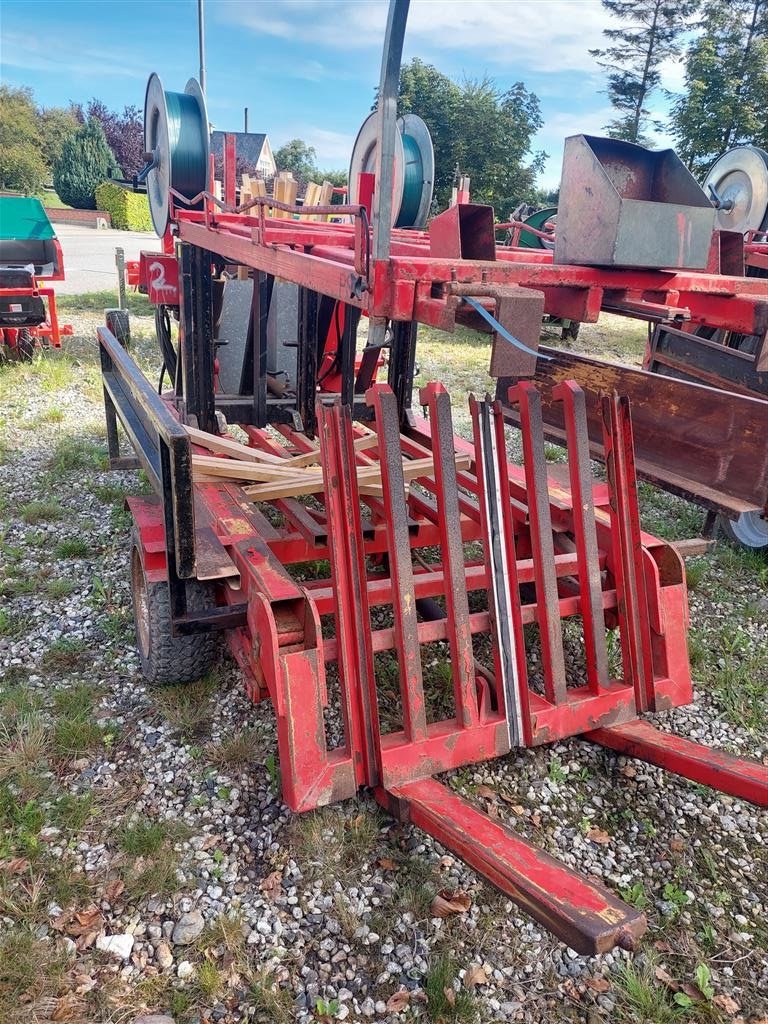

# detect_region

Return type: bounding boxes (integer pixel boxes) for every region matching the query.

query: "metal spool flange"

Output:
[704,146,768,234]
[348,111,435,229]
[144,73,210,236]
[396,113,434,230]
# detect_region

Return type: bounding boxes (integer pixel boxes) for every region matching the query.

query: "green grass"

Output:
[684,557,708,590]
[54,537,90,559]
[90,481,131,504]
[151,673,221,738]
[423,952,478,1023]
[613,957,683,1023]
[22,406,64,428]
[52,717,103,757]
[48,436,108,476]
[36,189,70,210]
[206,729,263,768]
[689,623,768,731]
[19,500,63,525]
[51,792,94,832]
[0,929,69,1011]
[119,820,175,857]
[0,608,24,639]
[122,850,182,903]
[41,638,88,671]
[57,290,153,317]
[638,483,707,541]
[46,577,78,599]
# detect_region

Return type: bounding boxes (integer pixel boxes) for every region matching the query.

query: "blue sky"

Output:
[1,0,686,189]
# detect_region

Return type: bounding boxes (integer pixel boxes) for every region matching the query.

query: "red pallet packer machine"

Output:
[98,0,767,956]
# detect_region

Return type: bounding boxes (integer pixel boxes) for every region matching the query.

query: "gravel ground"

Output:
[0,306,766,1024]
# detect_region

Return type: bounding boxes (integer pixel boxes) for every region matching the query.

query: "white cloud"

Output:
[0,30,148,80]
[223,0,613,74]
[534,105,613,187]
[657,55,687,95]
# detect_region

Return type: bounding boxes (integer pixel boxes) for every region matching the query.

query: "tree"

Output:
[395,59,544,216]
[273,139,317,183]
[314,168,347,205]
[86,99,144,178]
[590,0,698,144]
[53,118,120,209]
[0,142,47,194]
[671,0,768,173]
[0,85,47,193]
[38,105,81,169]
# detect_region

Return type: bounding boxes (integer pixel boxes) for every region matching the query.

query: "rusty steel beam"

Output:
[498,347,768,517]
[587,720,768,807]
[380,778,647,955]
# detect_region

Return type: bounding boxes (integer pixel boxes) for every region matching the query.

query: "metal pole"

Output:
[367,0,409,352]
[244,107,249,133]
[198,0,207,97]
[115,247,126,310]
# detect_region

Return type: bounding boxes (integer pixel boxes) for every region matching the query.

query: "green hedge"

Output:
[94,181,153,231]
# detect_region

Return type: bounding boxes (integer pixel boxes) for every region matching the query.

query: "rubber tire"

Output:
[17,328,35,361]
[561,320,580,342]
[130,533,221,686]
[717,512,768,551]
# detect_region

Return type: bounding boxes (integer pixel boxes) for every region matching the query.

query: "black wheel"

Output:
[17,328,35,361]
[130,532,221,685]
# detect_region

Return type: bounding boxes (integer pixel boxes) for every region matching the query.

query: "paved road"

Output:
[54,223,160,295]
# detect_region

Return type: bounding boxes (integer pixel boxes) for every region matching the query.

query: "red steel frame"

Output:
[0,238,72,351]
[117,79,768,951]
[168,202,768,340]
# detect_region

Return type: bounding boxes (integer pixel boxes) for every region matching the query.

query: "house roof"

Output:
[211,131,268,164]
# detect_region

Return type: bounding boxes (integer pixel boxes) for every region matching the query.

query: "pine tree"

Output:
[590,0,698,145]
[53,118,120,209]
[672,0,768,174]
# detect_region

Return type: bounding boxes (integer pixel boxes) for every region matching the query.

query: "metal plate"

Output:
[397,113,434,230]
[348,110,404,226]
[704,147,768,234]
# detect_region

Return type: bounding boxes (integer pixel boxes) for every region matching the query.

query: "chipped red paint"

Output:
[381,778,647,955]
[587,721,768,806]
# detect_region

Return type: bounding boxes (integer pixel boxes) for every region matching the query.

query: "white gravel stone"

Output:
[96,933,135,960]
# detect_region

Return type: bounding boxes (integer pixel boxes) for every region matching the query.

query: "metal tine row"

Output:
[472,382,613,736]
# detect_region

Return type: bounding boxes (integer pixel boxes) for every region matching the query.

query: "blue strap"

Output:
[462,296,551,361]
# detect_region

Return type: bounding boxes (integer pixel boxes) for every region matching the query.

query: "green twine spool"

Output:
[519,207,557,249]
[396,132,424,229]
[164,90,208,201]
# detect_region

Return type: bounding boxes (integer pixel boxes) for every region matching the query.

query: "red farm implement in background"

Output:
[97,0,767,957]
[0,196,72,358]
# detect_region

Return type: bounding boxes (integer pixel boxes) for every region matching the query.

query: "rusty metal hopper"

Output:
[554,135,715,269]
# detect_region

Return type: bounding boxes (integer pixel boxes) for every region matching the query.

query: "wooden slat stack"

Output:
[186,425,470,502]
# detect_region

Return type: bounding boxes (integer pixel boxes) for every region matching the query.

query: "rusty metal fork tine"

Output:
[365,384,428,743]
[420,383,479,728]
[601,392,655,712]
[507,382,567,706]
[318,398,382,787]
[552,381,610,692]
